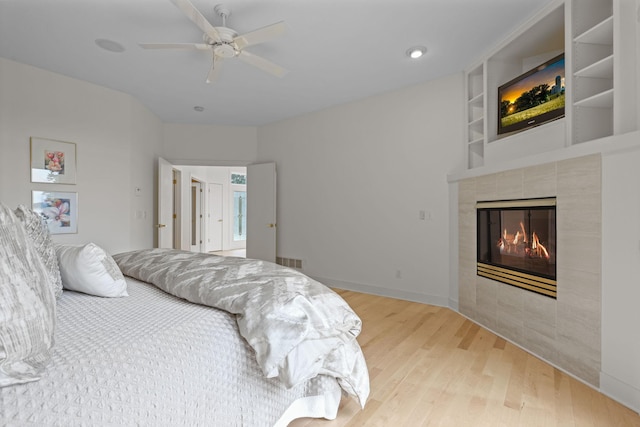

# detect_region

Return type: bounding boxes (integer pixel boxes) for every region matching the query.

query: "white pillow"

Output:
[56,243,128,297]
[0,203,56,387]
[14,205,63,298]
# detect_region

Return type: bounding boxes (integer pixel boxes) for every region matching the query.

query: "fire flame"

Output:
[498,223,550,259]
[531,231,550,259]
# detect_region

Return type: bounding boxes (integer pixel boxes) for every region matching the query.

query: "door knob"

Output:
[268,223,276,228]
[156,224,167,228]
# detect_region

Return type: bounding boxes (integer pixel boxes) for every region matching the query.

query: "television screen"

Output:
[498,53,565,135]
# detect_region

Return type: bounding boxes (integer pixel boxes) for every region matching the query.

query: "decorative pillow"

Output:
[0,203,56,387]
[56,243,128,298]
[14,205,63,298]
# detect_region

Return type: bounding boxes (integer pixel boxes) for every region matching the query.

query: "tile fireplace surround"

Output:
[458,154,601,386]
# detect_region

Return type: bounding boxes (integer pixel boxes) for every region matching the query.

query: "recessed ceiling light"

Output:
[95,39,125,53]
[194,106,205,112]
[407,46,427,59]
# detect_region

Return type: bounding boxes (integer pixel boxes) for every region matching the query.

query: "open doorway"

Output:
[171,165,248,257]
[157,159,276,262]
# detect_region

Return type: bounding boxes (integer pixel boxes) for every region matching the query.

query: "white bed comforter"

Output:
[0,278,343,426]
[113,249,370,408]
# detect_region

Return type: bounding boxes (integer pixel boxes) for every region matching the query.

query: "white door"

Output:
[246,162,276,262]
[208,183,223,251]
[157,157,173,248]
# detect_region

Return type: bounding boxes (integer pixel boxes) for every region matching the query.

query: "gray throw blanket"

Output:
[113,249,369,408]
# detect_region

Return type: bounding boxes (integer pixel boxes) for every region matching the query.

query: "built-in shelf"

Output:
[463,1,565,169]
[460,0,638,172]
[571,0,613,144]
[461,0,635,168]
[574,55,613,79]
[468,93,483,107]
[574,15,613,45]
[468,117,483,132]
[574,88,614,109]
[468,140,484,169]
[465,63,485,168]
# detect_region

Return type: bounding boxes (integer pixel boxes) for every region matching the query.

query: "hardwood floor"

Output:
[290,290,640,427]
[210,248,246,257]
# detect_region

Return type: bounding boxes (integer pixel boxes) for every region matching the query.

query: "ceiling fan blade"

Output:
[234,21,286,50]
[238,50,288,78]
[139,43,210,50]
[206,55,223,83]
[170,0,221,43]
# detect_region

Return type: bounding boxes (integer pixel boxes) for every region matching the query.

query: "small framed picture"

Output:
[32,190,78,234]
[30,137,77,184]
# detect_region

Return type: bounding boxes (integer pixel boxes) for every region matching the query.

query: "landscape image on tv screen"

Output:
[498,54,565,134]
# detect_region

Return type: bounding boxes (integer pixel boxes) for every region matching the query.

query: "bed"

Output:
[0,204,369,426]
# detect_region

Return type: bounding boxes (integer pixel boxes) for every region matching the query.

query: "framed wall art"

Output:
[30,137,77,184]
[32,190,78,234]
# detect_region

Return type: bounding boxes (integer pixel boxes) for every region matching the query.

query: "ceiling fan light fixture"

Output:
[95,38,125,53]
[407,46,427,59]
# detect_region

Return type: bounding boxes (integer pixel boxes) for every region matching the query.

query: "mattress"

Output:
[0,277,342,426]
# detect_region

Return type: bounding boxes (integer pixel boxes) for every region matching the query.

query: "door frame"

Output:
[157,157,176,249]
[173,169,182,249]
[190,177,205,253]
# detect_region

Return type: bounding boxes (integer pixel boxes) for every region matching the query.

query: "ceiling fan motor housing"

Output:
[205,27,238,58]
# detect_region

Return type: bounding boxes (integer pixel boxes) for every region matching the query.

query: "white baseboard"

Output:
[600,372,640,414]
[311,275,450,307]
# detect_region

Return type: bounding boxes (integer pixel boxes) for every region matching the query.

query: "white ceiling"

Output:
[0,0,554,126]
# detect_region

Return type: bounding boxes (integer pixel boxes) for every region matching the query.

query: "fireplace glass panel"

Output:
[477,200,556,297]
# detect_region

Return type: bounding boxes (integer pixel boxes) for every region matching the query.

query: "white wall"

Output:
[0,58,161,254]
[130,99,164,249]
[163,123,257,165]
[257,74,465,305]
[601,139,640,412]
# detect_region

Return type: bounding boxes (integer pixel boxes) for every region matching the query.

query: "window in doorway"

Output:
[231,173,246,185]
[233,191,247,241]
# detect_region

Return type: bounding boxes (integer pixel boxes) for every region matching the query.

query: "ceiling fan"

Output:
[140,0,287,83]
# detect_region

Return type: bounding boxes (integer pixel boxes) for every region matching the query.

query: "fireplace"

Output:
[476,198,557,298]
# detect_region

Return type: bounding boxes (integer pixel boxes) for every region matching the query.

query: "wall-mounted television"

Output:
[497,53,565,135]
